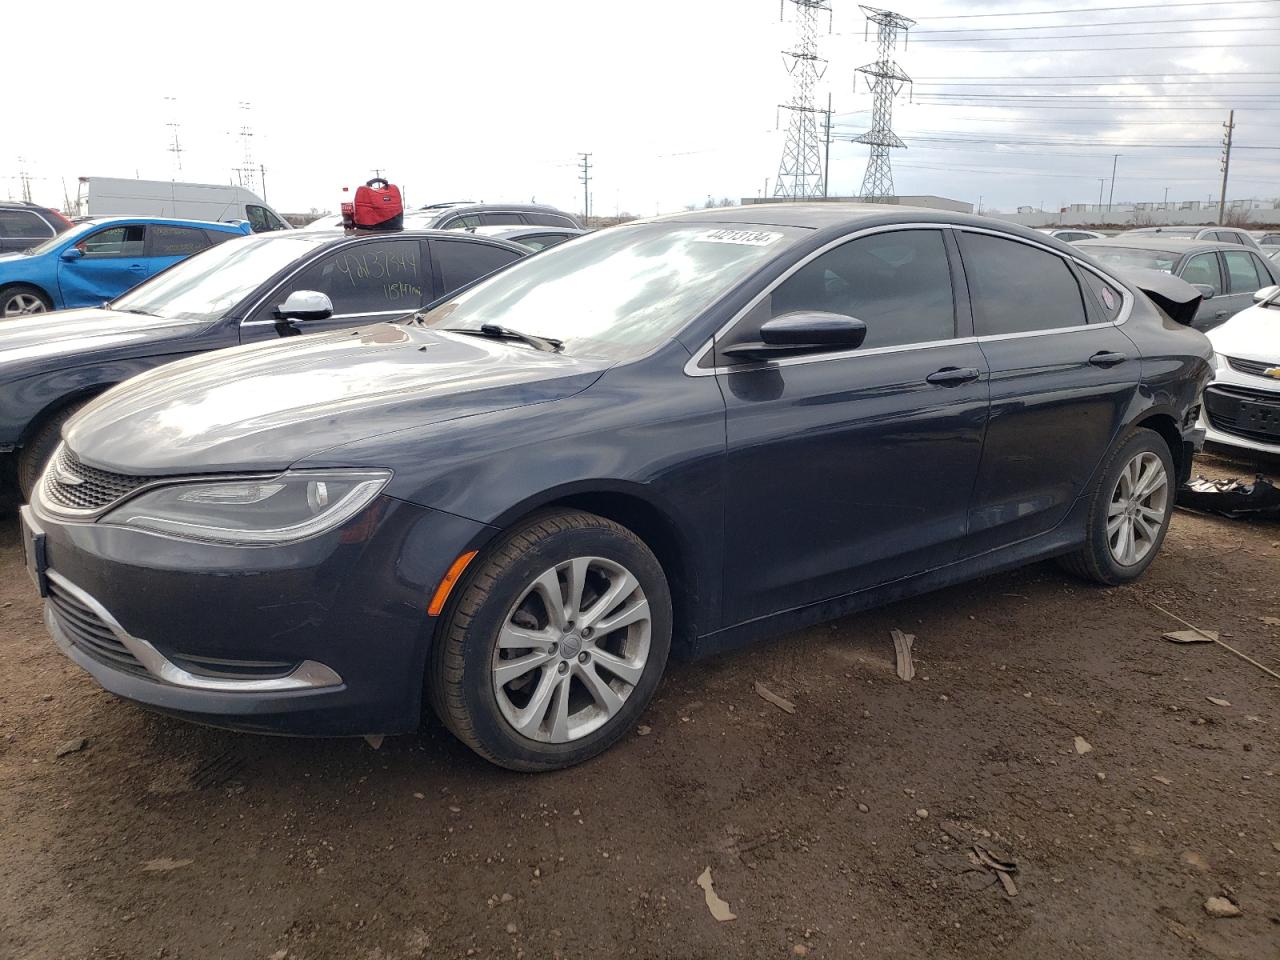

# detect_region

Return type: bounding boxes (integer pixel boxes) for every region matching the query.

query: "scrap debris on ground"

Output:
[696,867,736,922]
[892,628,917,681]
[1178,475,1280,520]
[753,680,795,714]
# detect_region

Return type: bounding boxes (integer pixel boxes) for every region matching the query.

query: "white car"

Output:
[1200,284,1280,456]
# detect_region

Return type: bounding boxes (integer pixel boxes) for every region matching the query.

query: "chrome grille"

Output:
[1226,356,1280,379]
[46,578,149,678]
[42,445,155,513]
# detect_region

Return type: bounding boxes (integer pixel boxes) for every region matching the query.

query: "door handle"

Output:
[926,366,981,387]
[128,263,146,272]
[1088,350,1127,368]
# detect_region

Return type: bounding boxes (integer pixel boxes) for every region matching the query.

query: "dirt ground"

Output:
[1,448,1278,960]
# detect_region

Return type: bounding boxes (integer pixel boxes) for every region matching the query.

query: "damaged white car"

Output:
[1201,284,1280,456]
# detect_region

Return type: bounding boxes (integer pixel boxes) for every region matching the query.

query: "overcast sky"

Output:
[6,0,1278,215]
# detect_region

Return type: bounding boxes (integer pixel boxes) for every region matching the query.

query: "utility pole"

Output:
[1107,154,1119,212]
[1163,186,1169,207]
[1097,178,1105,211]
[260,164,268,203]
[1218,109,1235,226]
[164,96,183,177]
[822,90,833,199]
[578,153,592,223]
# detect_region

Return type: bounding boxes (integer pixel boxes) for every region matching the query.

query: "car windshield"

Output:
[110,234,332,322]
[1083,245,1179,273]
[417,221,807,360]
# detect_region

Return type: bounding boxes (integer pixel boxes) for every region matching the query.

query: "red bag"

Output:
[352,178,403,230]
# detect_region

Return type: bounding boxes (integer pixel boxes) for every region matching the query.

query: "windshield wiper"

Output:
[444,324,563,353]
[117,308,158,316]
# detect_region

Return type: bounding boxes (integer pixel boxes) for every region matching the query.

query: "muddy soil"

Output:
[1,448,1277,960]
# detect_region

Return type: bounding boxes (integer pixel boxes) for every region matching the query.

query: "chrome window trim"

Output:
[683,221,1134,378]
[44,570,343,693]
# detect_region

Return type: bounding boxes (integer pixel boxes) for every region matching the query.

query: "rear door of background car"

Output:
[239,237,434,343]
[1177,251,1228,331]
[56,223,148,307]
[1220,249,1272,319]
[955,229,1140,555]
[714,225,990,623]
[144,224,214,278]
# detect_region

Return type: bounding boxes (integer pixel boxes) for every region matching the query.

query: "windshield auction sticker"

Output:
[694,228,783,246]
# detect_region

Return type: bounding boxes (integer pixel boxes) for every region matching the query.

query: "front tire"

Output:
[1057,427,1175,585]
[429,509,672,771]
[18,400,89,501]
[1,284,52,318]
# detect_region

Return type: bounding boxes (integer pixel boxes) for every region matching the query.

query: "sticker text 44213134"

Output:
[694,229,783,247]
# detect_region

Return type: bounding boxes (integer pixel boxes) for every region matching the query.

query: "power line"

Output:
[916,0,1279,19]
[914,13,1280,32]
[910,26,1278,42]
[912,42,1280,51]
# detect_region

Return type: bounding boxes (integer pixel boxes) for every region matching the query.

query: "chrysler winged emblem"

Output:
[52,460,84,486]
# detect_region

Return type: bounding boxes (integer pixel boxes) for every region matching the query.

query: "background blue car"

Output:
[0,216,250,318]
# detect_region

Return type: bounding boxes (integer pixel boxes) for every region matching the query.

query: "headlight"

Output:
[1211,351,1226,372]
[101,470,391,544]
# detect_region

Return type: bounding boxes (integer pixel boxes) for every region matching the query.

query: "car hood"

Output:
[64,323,609,475]
[1207,302,1280,361]
[0,250,33,264]
[0,307,210,375]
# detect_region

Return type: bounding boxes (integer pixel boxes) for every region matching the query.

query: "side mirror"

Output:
[722,311,868,361]
[1253,284,1279,303]
[60,247,84,261]
[1192,284,1215,301]
[274,290,333,321]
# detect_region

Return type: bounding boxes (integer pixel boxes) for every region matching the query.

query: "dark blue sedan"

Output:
[20,204,1212,770]
[0,216,250,317]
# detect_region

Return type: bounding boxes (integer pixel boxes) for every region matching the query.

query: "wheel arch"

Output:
[485,482,704,656]
[18,384,112,448]
[1131,410,1188,486]
[0,280,54,309]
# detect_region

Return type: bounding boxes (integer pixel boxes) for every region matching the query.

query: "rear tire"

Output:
[1,284,52,318]
[429,509,672,771]
[18,400,89,501]
[1057,427,1175,585]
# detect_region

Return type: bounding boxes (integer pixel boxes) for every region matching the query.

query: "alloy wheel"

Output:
[3,293,47,317]
[492,556,651,743]
[1106,451,1169,566]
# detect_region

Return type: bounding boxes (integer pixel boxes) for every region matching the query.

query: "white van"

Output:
[75,177,292,232]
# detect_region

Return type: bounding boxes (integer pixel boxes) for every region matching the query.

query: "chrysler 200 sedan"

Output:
[20,204,1212,771]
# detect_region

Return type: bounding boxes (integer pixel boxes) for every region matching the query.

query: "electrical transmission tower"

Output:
[164,96,183,176]
[852,5,914,201]
[774,0,831,199]
[234,101,256,192]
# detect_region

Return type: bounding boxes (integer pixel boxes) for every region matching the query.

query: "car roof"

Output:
[417,202,575,215]
[293,227,531,254]
[68,215,248,232]
[1075,237,1243,254]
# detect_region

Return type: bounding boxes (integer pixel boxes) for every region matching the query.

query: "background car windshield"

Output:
[419,222,805,359]
[1084,246,1179,273]
[110,234,330,322]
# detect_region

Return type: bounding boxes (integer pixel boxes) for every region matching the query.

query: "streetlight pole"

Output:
[1107,154,1119,212]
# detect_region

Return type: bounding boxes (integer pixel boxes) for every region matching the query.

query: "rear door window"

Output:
[1181,252,1223,295]
[958,232,1088,335]
[150,225,213,257]
[525,212,577,227]
[431,238,523,293]
[0,209,54,239]
[518,233,573,252]
[1223,250,1263,293]
[479,212,524,226]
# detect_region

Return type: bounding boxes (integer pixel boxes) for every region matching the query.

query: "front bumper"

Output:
[1197,364,1280,457]
[24,496,492,736]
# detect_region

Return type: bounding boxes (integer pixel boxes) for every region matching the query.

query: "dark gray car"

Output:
[416,202,582,230]
[1118,225,1261,251]
[1075,237,1279,331]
